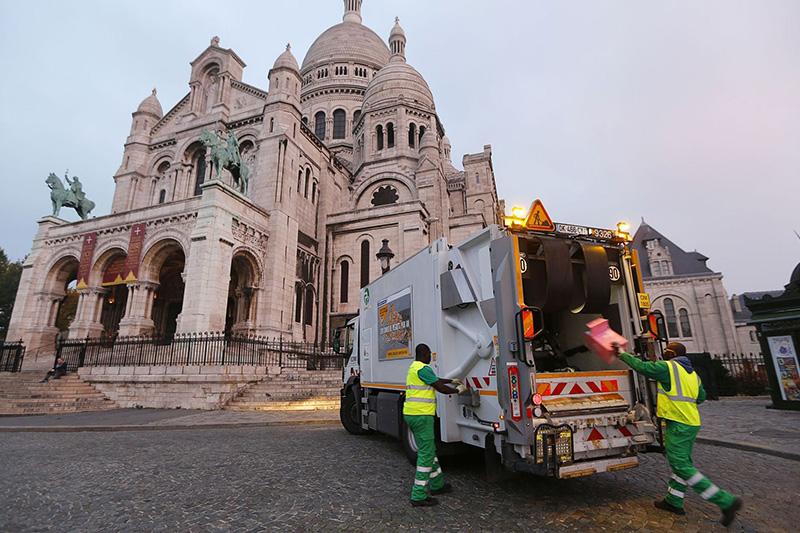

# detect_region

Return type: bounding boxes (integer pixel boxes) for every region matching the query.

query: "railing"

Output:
[56,332,345,372]
[711,352,769,396]
[0,341,26,372]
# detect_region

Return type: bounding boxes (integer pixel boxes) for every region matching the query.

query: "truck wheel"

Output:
[340,388,368,435]
[400,418,419,465]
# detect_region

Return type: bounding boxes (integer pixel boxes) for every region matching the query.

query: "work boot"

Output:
[653,499,686,516]
[410,497,439,507]
[720,497,743,527]
[431,482,453,495]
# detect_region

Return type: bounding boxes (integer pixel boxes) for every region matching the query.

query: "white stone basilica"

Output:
[8,0,501,360]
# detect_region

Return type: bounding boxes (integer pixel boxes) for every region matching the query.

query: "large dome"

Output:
[363,58,434,112]
[301,22,390,72]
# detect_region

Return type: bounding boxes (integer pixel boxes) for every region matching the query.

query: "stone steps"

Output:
[0,372,116,415]
[224,371,343,411]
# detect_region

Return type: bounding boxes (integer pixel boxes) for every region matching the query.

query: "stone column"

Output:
[118,282,158,336]
[68,288,104,339]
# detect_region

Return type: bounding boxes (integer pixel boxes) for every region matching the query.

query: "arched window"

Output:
[376,125,384,150]
[387,123,395,148]
[360,240,370,288]
[269,117,274,133]
[302,116,309,126]
[353,110,361,126]
[311,181,317,204]
[663,298,679,338]
[340,261,349,303]
[193,150,206,196]
[158,189,166,204]
[304,168,311,198]
[297,170,302,193]
[304,286,314,325]
[371,185,399,206]
[333,109,346,139]
[294,284,303,323]
[314,111,326,139]
[408,123,417,148]
[679,309,692,338]
[418,126,426,144]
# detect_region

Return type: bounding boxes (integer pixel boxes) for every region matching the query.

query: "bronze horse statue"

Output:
[46,172,95,220]
[200,129,251,195]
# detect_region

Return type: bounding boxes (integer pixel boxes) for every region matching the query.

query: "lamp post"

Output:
[376,239,395,275]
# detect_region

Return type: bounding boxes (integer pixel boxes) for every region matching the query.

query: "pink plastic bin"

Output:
[584,318,628,364]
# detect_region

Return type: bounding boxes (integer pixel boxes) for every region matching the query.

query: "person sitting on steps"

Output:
[41,357,68,383]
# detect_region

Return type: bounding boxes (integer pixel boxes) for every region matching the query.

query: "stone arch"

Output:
[140,238,186,337]
[40,254,80,337]
[226,249,262,333]
[354,175,414,209]
[88,245,128,288]
[43,254,79,296]
[140,238,186,283]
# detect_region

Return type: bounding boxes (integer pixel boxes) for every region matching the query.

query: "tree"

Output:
[0,248,23,341]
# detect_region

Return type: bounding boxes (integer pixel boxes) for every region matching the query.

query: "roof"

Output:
[301,21,389,72]
[730,291,783,323]
[632,220,715,278]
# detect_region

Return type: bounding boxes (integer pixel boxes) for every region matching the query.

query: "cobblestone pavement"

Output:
[1,426,797,532]
[698,397,800,457]
[0,408,338,429]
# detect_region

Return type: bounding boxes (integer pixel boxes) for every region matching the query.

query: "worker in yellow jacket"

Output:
[404,343,467,507]
[614,341,742,526]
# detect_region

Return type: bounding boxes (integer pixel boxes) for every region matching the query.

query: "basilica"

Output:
[8,0,501,358]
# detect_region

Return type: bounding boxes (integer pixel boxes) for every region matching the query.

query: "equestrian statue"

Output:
[200,129,251,195]
[46,171,95,220]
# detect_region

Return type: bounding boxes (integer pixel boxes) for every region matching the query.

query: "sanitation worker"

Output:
[404,343,467,507]
[612,341,742,526]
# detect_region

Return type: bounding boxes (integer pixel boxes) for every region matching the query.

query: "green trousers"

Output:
[404,414,445,501]
[663,420,736,510]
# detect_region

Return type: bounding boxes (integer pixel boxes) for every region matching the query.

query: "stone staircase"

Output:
[0,371,116,415]
[224,369,342,411]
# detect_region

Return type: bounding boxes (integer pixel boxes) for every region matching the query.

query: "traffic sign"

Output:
[525,199,555,231]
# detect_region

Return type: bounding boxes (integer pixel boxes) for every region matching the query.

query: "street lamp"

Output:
[376,239,395,274]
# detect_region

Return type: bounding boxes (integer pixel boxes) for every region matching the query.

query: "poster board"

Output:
[767,335,800,401]
[378,287,413,361]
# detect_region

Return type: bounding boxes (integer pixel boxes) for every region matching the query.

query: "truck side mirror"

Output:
[647,311,668,342]
[518,307,544,342]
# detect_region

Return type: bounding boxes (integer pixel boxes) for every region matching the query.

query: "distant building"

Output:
[730,292,782,355]
[632,220,741,354]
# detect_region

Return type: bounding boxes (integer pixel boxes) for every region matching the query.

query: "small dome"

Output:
[390,17,406,40]
[137,88,163,118]
[301,22,390,72]
[273,43,299,72]
[420,129,438,150]
[363,60,434,111]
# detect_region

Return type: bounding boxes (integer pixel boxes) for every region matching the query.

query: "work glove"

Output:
[450,378,463,386]
[455,383,468,394]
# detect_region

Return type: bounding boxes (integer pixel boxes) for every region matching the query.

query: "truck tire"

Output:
[340,388,369,435]
[400,417,419,465]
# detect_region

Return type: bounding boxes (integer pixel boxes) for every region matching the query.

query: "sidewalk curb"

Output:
[0,418,340,433]
[697,437,800,462]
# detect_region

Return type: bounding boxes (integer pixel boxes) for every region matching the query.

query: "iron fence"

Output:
[56,333,345,372]
[0,341,26,372]
[710,353,769,396]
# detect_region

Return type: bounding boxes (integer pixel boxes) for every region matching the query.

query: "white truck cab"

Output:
[338,213,660,479]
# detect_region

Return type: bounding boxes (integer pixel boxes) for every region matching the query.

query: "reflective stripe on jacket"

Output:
[403,360,436,416]
[657,360,701,426]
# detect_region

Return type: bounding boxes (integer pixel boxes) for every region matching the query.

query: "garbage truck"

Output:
[337,201,661,479]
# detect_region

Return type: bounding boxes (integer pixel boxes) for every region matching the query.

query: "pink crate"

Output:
[584,318,628,364]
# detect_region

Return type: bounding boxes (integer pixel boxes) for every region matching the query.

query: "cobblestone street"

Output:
[1,425,797,532]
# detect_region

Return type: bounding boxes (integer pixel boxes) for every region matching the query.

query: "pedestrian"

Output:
[40,357,68,383]
[403,343,466,507]
[612,341,743,526]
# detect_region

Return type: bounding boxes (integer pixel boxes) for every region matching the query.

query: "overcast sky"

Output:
[0,0,797,294]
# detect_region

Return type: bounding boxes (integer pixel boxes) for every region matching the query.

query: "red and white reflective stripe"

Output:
[536,379,619,396]
[470,377,492,389]
[507,364,522,421]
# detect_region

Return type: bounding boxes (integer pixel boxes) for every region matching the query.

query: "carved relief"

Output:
[232,218,269,252]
